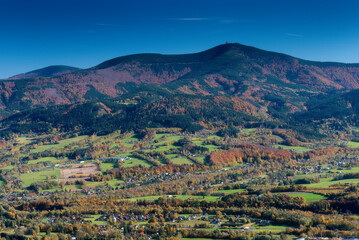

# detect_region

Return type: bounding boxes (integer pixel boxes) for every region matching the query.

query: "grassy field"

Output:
[1,165,14,170]
[83,214,107,225]
[152,135,183,151]
[294,166,359,180]
[194,156,205,163]
[155,145,179,151]
[30,135,88,153]
[337,167,359,173]
[284,192,326,203]
[202,144,219,151]
[242,128,256,134]
[27,157,61,165]
[17,137,33,145]
[96,133,122,146]
[169,156,193,165]
[273,144,311,153]
[122,135,139,146]
[101,162,116,172]
[104,178,125,188]
[214,189,245,194]
[85,181,104,188]
[208,135,221,140]
[192,140,204,145]
[253,225,288,232]
[160,135,182,143]
[306,178,359,188]
[347,141,359,148]
[122,156,152,168]
[20,169,61,188]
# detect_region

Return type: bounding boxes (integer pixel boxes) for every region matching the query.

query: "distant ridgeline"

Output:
[1,43,359,138]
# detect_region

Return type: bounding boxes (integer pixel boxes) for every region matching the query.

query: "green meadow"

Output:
[27,157,61,165]
[214,189,245,194]
[30,135,88,153]
[347,141,359,148]
[274,144,311,153]
[284,192,326,203]
[20,169,61,188]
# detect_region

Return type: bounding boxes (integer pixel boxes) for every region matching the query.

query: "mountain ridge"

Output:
[8,65,81,80]
[7,43,359,79]
[1,43,359,117]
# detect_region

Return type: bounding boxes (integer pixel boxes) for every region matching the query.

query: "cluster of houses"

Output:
[81,187,105,195]
[0,191,38,203]
[302,165,325,175]
[124,171,182,185]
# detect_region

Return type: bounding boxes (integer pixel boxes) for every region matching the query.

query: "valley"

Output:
[0,125,359,239]
[0,44,359,239]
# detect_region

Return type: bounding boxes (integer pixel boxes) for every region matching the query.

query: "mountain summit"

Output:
[0,43,359,116]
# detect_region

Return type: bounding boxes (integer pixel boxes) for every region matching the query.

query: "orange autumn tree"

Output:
[209,144,295,165]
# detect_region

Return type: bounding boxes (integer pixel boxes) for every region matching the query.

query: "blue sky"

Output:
[0,0,358,78]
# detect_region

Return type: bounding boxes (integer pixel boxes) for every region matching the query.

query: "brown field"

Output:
[59,162,100,183]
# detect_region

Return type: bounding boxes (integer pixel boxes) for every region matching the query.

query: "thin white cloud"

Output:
[285,33,303,38]
[170,17,254,24]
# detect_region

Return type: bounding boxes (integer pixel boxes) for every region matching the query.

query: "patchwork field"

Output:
[60,162,100,183]
[1,129,359,239]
